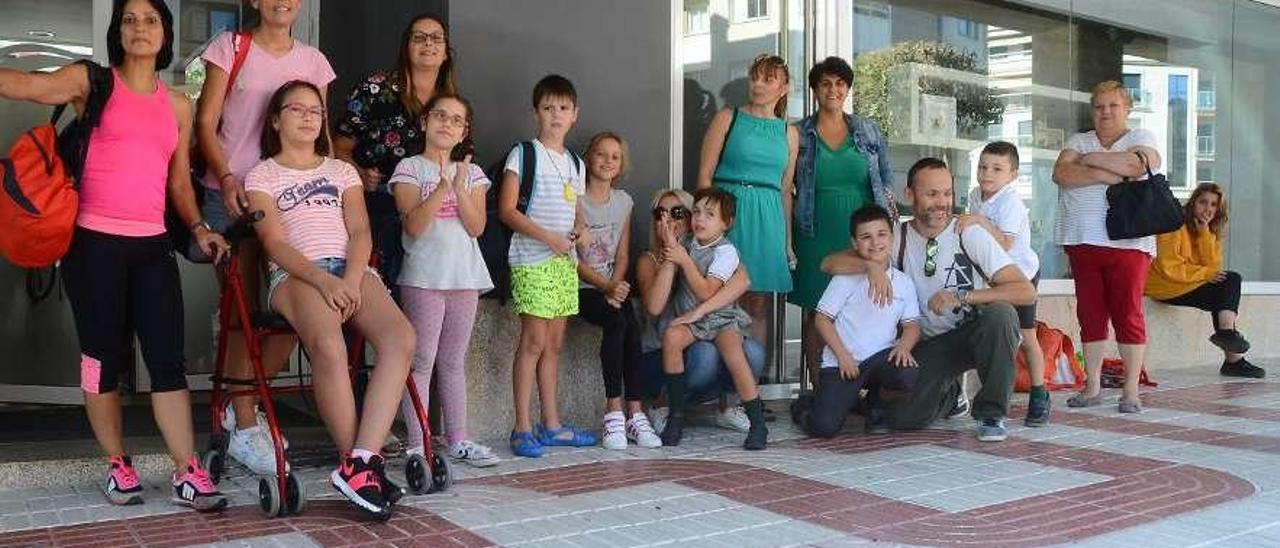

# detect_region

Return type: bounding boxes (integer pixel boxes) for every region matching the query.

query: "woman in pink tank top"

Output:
[0,0,229,513]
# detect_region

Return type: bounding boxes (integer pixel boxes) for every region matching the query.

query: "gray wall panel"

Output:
[450,1,673,254]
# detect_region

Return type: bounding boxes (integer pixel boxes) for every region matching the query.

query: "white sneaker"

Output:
[626,413,663,448]
[226,425,281,476]
[715,406,751,433]
[222,402,288,450]
[447,440,499,468]
[602,412,627,450]
[648,407,669,436]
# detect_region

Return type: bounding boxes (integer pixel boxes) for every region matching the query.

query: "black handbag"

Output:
[1105,151,1183,240]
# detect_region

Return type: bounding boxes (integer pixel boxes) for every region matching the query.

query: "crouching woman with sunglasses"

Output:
[633,189,766,437]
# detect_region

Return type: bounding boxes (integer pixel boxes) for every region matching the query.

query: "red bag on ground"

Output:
[1014,321,1086,392]
[0,122,79,268]
[1100,358,1159,388]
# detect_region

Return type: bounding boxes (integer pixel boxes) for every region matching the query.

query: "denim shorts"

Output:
[267,258,347,308]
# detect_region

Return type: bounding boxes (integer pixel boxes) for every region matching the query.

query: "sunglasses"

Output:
[652,205,690,220]
[924,237,939,277]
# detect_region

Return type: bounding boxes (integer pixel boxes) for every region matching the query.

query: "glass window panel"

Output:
[1227,0,1280,280]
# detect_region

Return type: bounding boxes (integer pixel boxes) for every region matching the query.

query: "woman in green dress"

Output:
[696,54,800,343]
[791,57,897,384]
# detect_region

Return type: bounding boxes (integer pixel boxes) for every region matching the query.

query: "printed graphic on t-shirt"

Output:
[582,221,617,272]
[277,177,341,212]
[943,252,980,292]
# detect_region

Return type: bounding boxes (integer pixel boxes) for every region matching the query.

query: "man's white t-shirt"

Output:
[893,219,1014,338]
[968,184,1039,279]
[1053,128,1161,256]
[815,269,921,366]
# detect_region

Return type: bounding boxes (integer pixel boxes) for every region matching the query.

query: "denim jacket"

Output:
[794,113,895,237]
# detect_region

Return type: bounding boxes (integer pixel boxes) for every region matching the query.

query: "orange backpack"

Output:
[1014,321,1086,392]
[0,61,112,269]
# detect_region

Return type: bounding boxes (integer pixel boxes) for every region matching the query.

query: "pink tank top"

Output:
[78,69,178,236]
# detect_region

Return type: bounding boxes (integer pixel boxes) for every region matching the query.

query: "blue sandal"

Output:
[510,430,544,458]
[536,423,598,447]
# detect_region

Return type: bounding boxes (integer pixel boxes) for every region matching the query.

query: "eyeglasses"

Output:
[280,103,325,119]
[652,205,690,221]
[924,237,939,277]
[427,109,467,129]
[122,13,162,28]
[410,32,447,46]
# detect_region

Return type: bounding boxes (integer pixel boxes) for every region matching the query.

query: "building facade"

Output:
[2,0,1277,401]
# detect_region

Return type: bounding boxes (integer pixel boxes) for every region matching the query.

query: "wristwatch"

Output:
[190,219,213,234]
[955,289,972,306]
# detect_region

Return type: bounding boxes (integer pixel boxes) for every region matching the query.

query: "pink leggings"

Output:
[399,287,480,448]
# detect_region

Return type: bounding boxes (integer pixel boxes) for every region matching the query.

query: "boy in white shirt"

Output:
[808,206,922,437]
[959,141,1048,427]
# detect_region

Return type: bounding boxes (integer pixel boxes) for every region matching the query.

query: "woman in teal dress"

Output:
[791,57,896,384]
[697,54,800,343]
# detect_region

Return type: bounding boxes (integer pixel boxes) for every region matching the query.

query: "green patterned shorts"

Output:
[510,256,579,318]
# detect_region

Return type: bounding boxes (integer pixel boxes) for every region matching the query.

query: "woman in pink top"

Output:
[245,81,414,520]
[194,0,336,475]
[0,0,229,512]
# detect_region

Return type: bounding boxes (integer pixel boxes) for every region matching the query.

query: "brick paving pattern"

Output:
[1,372,1278,547]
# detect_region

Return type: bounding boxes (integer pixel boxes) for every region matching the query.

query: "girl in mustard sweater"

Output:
[1146,183,1262,378]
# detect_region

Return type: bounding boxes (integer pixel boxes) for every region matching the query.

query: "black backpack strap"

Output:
[54,61,113,188]
[516,141,537,214]
[569,150,582,174]
[896,220,908,272]
[79,61,113,128]
[957,228,992,285]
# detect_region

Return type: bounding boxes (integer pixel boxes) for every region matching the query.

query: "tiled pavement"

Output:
[1,367,1278,547]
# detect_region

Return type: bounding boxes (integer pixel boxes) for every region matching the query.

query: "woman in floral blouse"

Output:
[334,13,459,293]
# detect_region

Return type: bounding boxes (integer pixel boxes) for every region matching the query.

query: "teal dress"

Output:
[712,109,792,293]
[788,139,872,309]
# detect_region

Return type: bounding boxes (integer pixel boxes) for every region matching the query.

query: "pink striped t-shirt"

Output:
[244,158,360,265]
[77,69,177,236]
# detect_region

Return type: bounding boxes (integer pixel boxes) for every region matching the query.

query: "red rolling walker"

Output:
[203,213,451,518]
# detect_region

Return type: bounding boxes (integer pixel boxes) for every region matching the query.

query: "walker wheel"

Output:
[405,453,430,495]
[429,453,453,494]
[258,476,283,518]
[284,472,307,515]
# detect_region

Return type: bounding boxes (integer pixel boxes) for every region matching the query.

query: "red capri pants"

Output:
[1065,244,1151,345]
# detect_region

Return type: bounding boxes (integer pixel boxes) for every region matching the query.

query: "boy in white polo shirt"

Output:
[807,206,923,437]
[959,141,1048,427]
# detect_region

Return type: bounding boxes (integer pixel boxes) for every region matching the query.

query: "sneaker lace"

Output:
[186,466,217,493]
[115,463,139,486]
[629,414,654,433]
[604,415,625,434]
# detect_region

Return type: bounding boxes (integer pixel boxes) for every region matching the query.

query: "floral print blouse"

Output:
[335,72,425,191]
